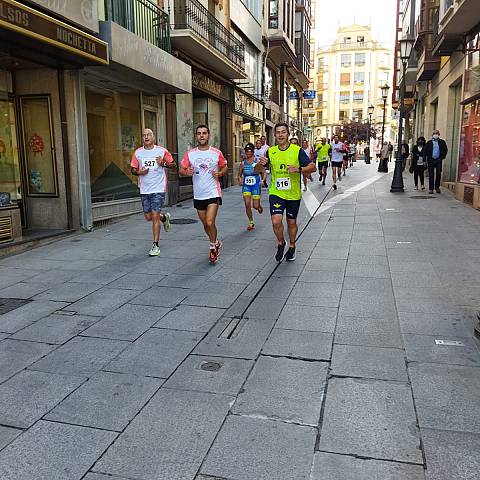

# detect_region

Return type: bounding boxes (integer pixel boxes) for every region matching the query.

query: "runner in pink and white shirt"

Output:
[179,124,228,264]
[131,128,175,256]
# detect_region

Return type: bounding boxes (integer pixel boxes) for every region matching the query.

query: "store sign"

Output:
[289,91,299,100]
[0,0,108,64]
[27,0,99,33]
[303,90,316,99]
[233,90,264,122]
[192,70,230,101]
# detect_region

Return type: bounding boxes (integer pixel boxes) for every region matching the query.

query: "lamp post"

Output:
[391,36,414,193]
[378,83,390,172]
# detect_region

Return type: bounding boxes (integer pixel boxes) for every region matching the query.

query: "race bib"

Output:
[322,156,327,161]
[144,160,156,168]
[244,176,256,186]
[275,177,291,191]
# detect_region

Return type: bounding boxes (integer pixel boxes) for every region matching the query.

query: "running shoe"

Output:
[162,212,171,232]
[247,221,255,231]
[322,180,326,185]
[258,205,263,214]
[149,244,161,256]
[209,248,218,264]
[333,184,337,190]
[284,246,296,262]
[338,174,342,181]
[275,241,286,262]
[215,239,222,256]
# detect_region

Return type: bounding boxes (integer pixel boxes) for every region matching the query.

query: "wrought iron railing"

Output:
[171,0,245,70]
[105,0,171,53]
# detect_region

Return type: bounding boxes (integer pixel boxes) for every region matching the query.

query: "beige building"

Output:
[312,24,394,142]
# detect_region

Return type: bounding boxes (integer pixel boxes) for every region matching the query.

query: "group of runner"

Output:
[131,124,354,264]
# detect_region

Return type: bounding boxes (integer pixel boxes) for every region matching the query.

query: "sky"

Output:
[314,0,397,49]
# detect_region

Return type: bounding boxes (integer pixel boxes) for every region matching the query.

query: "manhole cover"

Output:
[409,196,435,199]
[0,298,30,315]
[170,218,198,224]
[199,361,222,372]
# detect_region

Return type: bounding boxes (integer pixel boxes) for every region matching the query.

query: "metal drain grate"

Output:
[170,218,198,224]
[0,298,30,315]
[409,196,436,199]
[199,361,222,372]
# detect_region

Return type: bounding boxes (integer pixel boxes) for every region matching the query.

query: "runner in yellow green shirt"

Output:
[255,122,316,262]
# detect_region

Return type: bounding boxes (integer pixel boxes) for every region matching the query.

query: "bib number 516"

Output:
[275,178,291,190]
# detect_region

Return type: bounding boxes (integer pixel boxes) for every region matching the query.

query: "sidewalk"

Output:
[0,163,479,480]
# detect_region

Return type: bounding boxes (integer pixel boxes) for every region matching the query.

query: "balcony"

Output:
[105,0,170,52]
[414,4,440,81]
[432,3,463,56]
[438,0,479,37]
[169,0,246,79]
[417,48,441,81]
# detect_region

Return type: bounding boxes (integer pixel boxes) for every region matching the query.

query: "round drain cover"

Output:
[200,361,222,372]
[170,218,198,224]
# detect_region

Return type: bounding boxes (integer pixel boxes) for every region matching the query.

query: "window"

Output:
[353,109,363,120]
[318,57,324,69]
[269,0,278,28]
[354,72,365,84]
[340,73,350,85]
[341,54,351,67]
[353,91,364,102]
[340,92,350,104]
[241,0,262,21]
[355,53,366,66]
[339,110,347,121]
[343,36,351,44]
[357,36,365,43]
[317,111,323,124]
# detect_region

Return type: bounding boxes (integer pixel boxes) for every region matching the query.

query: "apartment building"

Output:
[0,0,190,246]
[399,0,480,208]
[313,24,394,142]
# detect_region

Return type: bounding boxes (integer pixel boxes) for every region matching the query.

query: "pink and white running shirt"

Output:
[131,145,174,195]
[181,147,227,200]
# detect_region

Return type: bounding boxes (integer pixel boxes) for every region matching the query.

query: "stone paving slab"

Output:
[153,305,225,332]
[200,415,316,480]
[0,300,69,334]
[275,305,337,333]
[422,428,480,480]
[82,304,170,341]
[0,339,55,384]
[398,312,472,337]
[262,328,333,360]
[164,355,253,396]
[0,426,21,451]
[69,287,137,316]
[403,333,480,367]
[105,328,201,378]
[319,377,423,464]
[233,355,327,425]
[330,344,408,381]
[0,370,85,428]
[94,388,232,480]
[11,314,99,344]
[409,363,480,434]
[30,336,129,377]
[311,452,426,480]
[0,282,50,299]
[107,272,162,290]
[45,371,163,431]
[0,420,117,480]
[33,282,103,302]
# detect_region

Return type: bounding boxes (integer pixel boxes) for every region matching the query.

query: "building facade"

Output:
[398,0,480,208]
[313,24,394,143]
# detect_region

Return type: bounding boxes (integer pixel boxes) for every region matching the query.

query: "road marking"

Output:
[314,172,388,217]
[302,188,321,216]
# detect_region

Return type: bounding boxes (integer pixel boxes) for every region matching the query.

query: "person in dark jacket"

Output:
[410,136,427,190]
[425,129,448,194]
[400,141,409,171]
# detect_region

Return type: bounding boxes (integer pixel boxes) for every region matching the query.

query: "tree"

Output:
[340,119,376,143]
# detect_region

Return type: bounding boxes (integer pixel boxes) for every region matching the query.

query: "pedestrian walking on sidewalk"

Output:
[425,129,448,194]
[410,136,427,190]
[255,122,316,262]
[387,141,393,162]
[130,128,174,257]
[379,141,389,172]
[179,124,228,264]
[237,142,263,231]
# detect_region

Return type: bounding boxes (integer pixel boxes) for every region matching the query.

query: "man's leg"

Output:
[428,162,435,192]
[286,218,298,247]
[271,214,284,244]
[435,161,442,190]
[151,211,161,243]
[197,204,219,243]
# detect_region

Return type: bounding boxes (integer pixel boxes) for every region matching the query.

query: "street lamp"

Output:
[365,105,374,164]
[391,35,414,192]
[378,83,390,172]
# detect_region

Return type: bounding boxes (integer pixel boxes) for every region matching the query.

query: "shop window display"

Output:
[86,88,141,202]
[458,99,480,184]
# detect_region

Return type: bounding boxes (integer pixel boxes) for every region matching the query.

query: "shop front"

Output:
[456,31,480,209]
[232,88,264,180]
[0,0,108,246]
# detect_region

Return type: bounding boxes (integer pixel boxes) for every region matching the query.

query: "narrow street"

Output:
[0,161,479,480]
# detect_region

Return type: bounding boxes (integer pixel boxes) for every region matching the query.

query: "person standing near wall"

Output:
[425,129,448,194]
[410,136,427,190]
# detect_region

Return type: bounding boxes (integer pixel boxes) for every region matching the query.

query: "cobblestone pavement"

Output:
[0,161,479,480]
